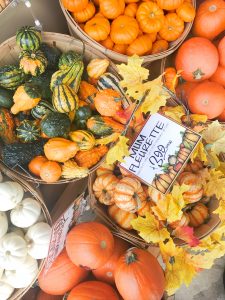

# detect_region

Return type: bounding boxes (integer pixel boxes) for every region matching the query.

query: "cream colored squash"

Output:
[25,222,51,259]
[10,198,41,228]
[0,212,8,239]
[0,181,24,211]
[0,233,27,270]
[0,281,14,300]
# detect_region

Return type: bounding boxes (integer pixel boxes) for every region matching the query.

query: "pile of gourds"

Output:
[0,26,129,183]
[0,172,51,300]
[62,0,196,56]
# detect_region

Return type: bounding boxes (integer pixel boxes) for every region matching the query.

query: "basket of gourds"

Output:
[0,161,51,300]
[59,0,196,63]
[0,27,132,184]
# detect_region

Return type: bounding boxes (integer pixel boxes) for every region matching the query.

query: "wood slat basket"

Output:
[59,0,196,64]
[0,32,118,184]
[0,161,51,300]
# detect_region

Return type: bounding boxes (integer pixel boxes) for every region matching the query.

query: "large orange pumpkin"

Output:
[99,0,125,19]
[84,16,110,41]
[108,204,137,230]
[218,109,225,121]
[93,237,129,284]
[66,222,114,269]
[218,36,225,67]
[126,34,153,56]
[193,0,225,40]
[175,81,198,104]
[210,65,225,87]
[37,290,62,300]
[159,13,184,42]
[67,281,119,300]
[188,81,225,119]
[157,0,184,10]
[38,249,89,295]
[175,37,219,82]
[115,248,165,300]
[62,0,88,12]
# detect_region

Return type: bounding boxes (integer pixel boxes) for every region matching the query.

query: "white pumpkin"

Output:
[0,281,14,300]
[25,222,51,259]
[10,198,41,228]
[0,268,4,280]
[8,225,24,238]
[3,255,38,288]
[0,212,8,239]
[0,233,27,270]
[0,181,24,211]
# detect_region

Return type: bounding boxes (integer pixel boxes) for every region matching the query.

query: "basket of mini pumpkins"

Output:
[59,0,196,63]
[0,161,52,300]
[0,26,132,184]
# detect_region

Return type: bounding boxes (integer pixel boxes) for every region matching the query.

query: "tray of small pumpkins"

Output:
[0,162,51,300]
[0,26,133,184]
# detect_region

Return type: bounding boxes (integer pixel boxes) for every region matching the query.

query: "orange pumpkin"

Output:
[92,237,129,284]
[148,186,165,203]
[218,36,225,67]
[136,2,164,33]
[110,15,139,44]
[28,155,48,177]
[93,173,119,205]
[38,248,89,295]
[96,163,114,176]
[137,186,155,216]
[36,290,62,300]
[186,203,209,227]
[67,281,119,300]
[210,65,225,87]
[115,248,165,300]
[169,213,190,229]
[124,3,138,17]
[108,204,137,230]
[218,109,225,121]
[66,222,114,269]
[147,32,157,42]
[100,0,125,19]
[84,16,110,41]
[126,34,153,56]
[151,39,168,54]
[164,67,179,91]
[114,177,146,212]
[40,161,62,183]
[193,0,225,41]
[157,0,184,10]
[75,145,108,168]
[177,172,204,203]
[100,36,115,50]
[176,2,195,22]
[159,13,184,42]
[94,89,122,116]
[175,81,198,103]
[113,44,128,54]
[125,0,139,2]
[72,2,96,23]
[184,160,203,173]
[62,0,88,12]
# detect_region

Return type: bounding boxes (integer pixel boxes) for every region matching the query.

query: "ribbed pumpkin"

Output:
[16,120,40,143]
[38,248,89,295]
[137,186,155,217]
[108,204,137,230]
[152,173,172,194]
[0,65,25,90]
[52,84,78,113]
[84,16,111,42]
[159,13,184,42]
[62,0,89,12]
[157,0,184,10]
[66,222,114,269]
[126,34,153,56]
[16,26,41,51]
[94,89,122,117]
[124,3,138,17]
[72,1,96,23]
[99,0,125,19]
[186,203,209,227]
[19,50,47,76]
[148,186,165,203]
[87,58,110,80]
[93,173,119,205]
[152,39,169,54]
[92,237,129,285]
[169,213,190,229]
[184,160,203,173]
[96,163,114,176]
[178,172,204,203]
[114,177,146,212]
[69,130,95,150]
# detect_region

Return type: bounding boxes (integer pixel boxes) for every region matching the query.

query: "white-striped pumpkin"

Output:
[178,172,203,203]
[137,186,155,216]
[148,187,165,203]
[96,163,114,177]
[108,204,137,230]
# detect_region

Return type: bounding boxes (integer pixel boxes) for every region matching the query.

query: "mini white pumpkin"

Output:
[10,198,41,228]
[0,233,27,270]
[0,212,8,239]
[0,181,24,211]
[3,255,38,288]
[25,222,51,259]
[0,281,14,300]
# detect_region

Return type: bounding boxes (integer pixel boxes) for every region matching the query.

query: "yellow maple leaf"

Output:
[131,212,170,243]
[106,136,129,165]
[190,114,208,123]
[219,161,225,175]
[163,105,185,123]
[211,220,225,243]
[190,141,208,163]
[204,169,225,200]
[206,151,221,169]
[202,121,225,155]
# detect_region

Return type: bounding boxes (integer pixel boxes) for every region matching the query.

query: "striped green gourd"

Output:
[52,84,78,113]
[16,120,40,143]
[58,50,82,70]
[16,26,41,51]
[0,65,25,90]
[31,100,55,119]
[19,50,47,76]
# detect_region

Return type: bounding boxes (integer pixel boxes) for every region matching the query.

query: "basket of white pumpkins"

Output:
[0,161,52,300]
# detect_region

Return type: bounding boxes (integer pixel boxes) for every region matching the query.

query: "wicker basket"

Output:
[59,0,196,64]
[0,161,51,300]
[0,32,118,184]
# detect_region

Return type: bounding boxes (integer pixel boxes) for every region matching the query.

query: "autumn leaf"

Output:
[206,151,221,169]
[204,169,225,200]
[219,161,225,175]
[173,226,200,247]
[163,105,185,123]
[106,136,130,165]
[95,133,120,145]
[214,199,225,221]
[131,212,170,243]
[190,141,208,163]
[202,121,225,155]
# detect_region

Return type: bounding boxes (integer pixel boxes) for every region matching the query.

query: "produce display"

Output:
[62,0,196,56]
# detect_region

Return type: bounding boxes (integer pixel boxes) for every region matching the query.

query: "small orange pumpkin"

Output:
[176,2,196,22]
[178,172,204,203]
[96,163,114,176]
[164,67,179,91]
[100,36,115,50]
[93,173,119,205]
[169,213,190,229]
[108,204,137,230]
[62,0,88,12]
[148,32,157,42]
[99,0,125,19]
[112,44,128,54]
[84,16,110,41]
[126,34,153,56]
[40,161,62,183]
[28,155,48,177]
[186,203,209,227]
[148,186,165,203]
[157,0,184,10]
[159,13,184,42]
[138,186,155,216]
[110,15,139,44]
[94,89,122,116]
[72,2,96,23]
[124,3,138,17]
[151,39,169,54]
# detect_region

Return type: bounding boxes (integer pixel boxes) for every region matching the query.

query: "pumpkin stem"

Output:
[100,240,107,249]
[126,250,138,264]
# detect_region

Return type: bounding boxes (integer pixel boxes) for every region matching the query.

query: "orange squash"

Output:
[157,0,184,10]
[151,39,168,54]
[100,36,115,50]
[28,155,48,177]
[96,163,114,176]
[210,65,225,87]
[126,34,153,56]
[100,0,125,19]
[124,3,138,17]
[84,16,110,41]
[113,44,128,54]
[186,203,209,227]
[75,145,108,168]
[72,2,95,23]
[110,15,139,44]
[159,13,184,41]
[136,2,164,33]
[176,2,196,22]
[66,222,114,269]
[40,161,62,183]
[92,237,129,284]
[62,0,88,12]
[78,81,98,109]
[218,36,225,67]
[94,89,122,116]
[164,67,179,91]
[108,204,137,230]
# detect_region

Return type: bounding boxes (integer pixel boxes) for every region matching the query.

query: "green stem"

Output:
[126,250,138,264]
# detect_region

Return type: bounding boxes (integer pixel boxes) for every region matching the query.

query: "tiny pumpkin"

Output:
[28,155,48,177]
[40,161,62,183]
[184,160,204,173]
[100,36,115,50]
[72,1,96,23]
[159,13,184,42]
[62,0,88,12]
[96,163,114,176]
[126,34,153,56]
[186,202,209,227]
[157,0,184,10]
[99,0,125,19]
[108,204,137,230]
[124,3,138,17]
[112,44,128,54]
[84,16,110,41]
[151,39,169,54]
[137,186,155,216]
[94,89,122,116]
[176,2,196,22]
[169,213,190,229]
[87,58,110,79]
